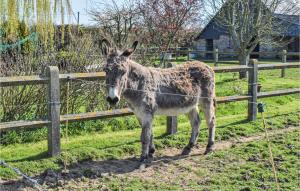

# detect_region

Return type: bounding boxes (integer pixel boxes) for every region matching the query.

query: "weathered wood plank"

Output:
[257,88,300,98]
[47,66,61,157]
[167,117,178,134]
[214,48,219,67]
[166,63,178,135]
[216,95,251,103]
[286,52,300,56]
[0,109,133,132]
[1,63,299,87]
[0,72,106,87]
[213,65,251,73]
[1,88,298,132]
[59,72,106,82]
[281,50,287,78]
[61,108,133,123]
[0,120,50,131]
[0,75,48,87]
[248,59,258,121]
[258,63,300,70]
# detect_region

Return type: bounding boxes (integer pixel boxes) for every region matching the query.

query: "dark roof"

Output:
[196,13,300,40]
[195,19,226,40]
[274,14,300,25]
[274,14,300,37]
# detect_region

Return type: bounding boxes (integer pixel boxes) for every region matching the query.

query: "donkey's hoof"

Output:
[181,147,192,155]
[204,145,215,155]
[149,147,155,155]
[148,148,155,158]
[139,156,153,164]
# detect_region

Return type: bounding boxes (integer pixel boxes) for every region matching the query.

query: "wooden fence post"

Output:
[166,62,178,135]
[187,48,190,61]
[46,66,61,156]
[248,59,258,121]
[214,48,219,67]
[175,45,178,62]
[281,49,287,78]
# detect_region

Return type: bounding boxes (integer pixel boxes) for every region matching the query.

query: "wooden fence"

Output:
[163,49,299,77]
[0,60,299,157]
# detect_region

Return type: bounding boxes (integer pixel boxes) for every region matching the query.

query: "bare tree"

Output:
[138,0,203,64]
[205,0,300,78]
[88,0,140,48]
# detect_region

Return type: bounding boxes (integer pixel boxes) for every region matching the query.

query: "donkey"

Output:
[101,40,216,163]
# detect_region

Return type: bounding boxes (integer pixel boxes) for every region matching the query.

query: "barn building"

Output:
[194,13,300,59]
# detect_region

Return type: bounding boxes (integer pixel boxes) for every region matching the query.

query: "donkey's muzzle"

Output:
[106,96,119,105]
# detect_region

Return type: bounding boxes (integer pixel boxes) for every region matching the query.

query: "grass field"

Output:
[0,59,299,190]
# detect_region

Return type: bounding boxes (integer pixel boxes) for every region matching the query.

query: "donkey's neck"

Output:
[128,60,147,72]
[127,60,151,88]
[123,60,152,105]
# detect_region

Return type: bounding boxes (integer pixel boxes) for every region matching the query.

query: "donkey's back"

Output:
[151,61,215,115]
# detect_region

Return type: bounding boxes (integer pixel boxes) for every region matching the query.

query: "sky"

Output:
[65,0,95,26]
[63,0,126,26]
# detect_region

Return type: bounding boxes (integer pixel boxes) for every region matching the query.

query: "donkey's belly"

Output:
[155,105,196,115]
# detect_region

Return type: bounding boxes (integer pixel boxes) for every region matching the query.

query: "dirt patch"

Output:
[1,126,298,191]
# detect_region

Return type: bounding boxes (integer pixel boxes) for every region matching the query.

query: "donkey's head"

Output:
[101,39,138,105]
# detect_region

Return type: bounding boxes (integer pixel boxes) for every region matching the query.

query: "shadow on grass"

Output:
[2,151,195,190]
[6,135,169,163]
[217,119,250,129]
[6,151,49,163]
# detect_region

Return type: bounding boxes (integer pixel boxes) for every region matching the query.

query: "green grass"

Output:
[101,130,299,191]
[0,59,299,186]
[0,95,299,180]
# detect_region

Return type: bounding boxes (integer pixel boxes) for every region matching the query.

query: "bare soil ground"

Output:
[1,126,298,191]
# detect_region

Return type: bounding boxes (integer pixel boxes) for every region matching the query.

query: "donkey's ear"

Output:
[100,39,111,56]
[122,41,138,57]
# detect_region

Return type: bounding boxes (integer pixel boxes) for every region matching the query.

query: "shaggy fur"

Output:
[102,41,216,163]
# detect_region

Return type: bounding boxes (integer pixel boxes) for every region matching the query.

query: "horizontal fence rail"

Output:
[163,49,300,56]
[1,63,299,87]
[0,60,299,156]
[3,88,299,132]
[0,72,106,87]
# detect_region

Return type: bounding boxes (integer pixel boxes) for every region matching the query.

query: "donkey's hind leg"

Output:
[182,107,201,155]
[148,131,155,158]
[203,98,216,154]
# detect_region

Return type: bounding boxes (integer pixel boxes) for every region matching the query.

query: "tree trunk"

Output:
[238,54,250,79]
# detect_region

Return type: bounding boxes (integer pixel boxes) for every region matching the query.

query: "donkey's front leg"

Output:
[140,114,153,163]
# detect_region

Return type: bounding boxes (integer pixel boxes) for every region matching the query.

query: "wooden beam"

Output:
[59,72,105,82]
[61,108,133,123]
[166,63,178,135]
[47,66,61,157]
[258,88,300,98]
[213,65,251,73]
[1,89,298,132]
[0,75,48,87]
[0,109,133,132]
[216,95,250,103]
[248,59,258,121]
[0,120,50,131]
[0,72,106,87]
[258,63,300,70]
[286,52,300,56]
[1,64,298,87]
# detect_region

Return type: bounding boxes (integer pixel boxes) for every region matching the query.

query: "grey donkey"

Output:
[102,40,216,163]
